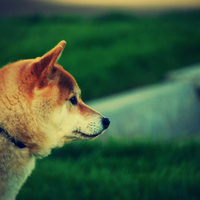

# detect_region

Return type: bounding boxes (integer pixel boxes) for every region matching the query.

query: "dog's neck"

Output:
[0,127,26,149]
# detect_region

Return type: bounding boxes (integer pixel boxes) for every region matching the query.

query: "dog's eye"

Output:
[70,96,77,105]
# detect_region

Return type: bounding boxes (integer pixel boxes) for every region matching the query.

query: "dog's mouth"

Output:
[73,130,103,139]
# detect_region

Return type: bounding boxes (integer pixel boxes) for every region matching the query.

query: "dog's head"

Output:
[0,41,110,156]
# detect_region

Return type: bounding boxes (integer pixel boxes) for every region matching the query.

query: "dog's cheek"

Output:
[51,104,68,128]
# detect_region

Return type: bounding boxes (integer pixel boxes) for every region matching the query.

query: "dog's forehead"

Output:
[57,65,80,95]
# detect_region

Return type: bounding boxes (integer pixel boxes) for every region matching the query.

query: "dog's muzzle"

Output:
[73,117,110,139]
[102,117,110,130]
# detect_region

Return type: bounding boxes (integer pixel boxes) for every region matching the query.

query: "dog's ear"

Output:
[31,40,66,87]
[40,40,66,76]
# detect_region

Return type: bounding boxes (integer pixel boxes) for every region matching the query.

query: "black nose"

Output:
[102,117,110,129]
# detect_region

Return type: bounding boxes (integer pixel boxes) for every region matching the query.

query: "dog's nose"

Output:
[102,117,110,129]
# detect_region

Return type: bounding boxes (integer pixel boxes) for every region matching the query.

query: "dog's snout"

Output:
[102,117,110,129]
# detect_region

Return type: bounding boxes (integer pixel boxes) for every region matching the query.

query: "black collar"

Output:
[0,127,27,149]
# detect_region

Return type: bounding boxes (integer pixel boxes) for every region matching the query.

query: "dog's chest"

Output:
[0,138,35,199]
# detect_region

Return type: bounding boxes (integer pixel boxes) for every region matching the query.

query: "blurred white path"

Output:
[88,64,200,141]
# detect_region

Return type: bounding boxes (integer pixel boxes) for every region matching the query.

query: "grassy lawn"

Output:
[17,139,200,200]
[0,11,200,100]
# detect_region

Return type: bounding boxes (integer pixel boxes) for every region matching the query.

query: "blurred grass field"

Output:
[1,11,200,199]
[0,11,200,100]
[17,139,200,200]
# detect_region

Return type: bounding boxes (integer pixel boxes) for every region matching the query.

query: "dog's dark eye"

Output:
[70,96,77,105]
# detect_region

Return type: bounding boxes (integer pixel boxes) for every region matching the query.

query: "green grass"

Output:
[17,139,200,200]
[0,11,200,100]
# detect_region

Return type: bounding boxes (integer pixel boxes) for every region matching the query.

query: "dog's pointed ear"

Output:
[31,40,66,87]
[40,40,66,76]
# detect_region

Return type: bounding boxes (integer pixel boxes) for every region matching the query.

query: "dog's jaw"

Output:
[73,130,104,139]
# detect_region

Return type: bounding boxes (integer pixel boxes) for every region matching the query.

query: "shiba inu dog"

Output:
[0,40,110,200]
